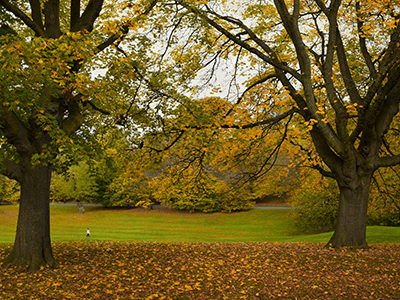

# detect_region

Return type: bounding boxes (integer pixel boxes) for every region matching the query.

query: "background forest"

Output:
[1,125,400,233]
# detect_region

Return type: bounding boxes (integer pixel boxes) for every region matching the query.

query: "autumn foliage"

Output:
[0,241,399,299]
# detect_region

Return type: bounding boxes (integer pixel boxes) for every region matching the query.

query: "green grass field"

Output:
[1,204,399,244]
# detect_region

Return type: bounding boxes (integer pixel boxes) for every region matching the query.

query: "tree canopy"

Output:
[139,0,400,248]
[0,0,161,270]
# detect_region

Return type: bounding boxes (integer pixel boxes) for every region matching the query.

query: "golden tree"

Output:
[152,0,400,248]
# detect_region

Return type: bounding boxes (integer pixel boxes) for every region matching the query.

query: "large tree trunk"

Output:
[327,172,373,249]
[3,163,57,271]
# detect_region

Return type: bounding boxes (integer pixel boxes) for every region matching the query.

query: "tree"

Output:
[50,161,98,203]
[156,0,400,248]
[0,0,158,270]
[141,91,293,212]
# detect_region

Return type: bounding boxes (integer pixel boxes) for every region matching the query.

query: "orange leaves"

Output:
[1,241,400,299]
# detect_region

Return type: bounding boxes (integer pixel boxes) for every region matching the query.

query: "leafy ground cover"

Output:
[0,241,399,299]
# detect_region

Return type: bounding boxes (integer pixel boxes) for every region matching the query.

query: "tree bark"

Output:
[327,171,373,249]
[3,163,57,271]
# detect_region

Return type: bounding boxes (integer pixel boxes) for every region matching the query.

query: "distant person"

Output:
[86,228,90,239]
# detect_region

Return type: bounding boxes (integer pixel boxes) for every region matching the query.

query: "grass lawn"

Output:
[1,204,400,244]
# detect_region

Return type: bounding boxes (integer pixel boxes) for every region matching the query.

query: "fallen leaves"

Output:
[0,242,399,299]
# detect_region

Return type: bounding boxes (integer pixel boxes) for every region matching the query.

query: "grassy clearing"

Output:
[1,204,400,244]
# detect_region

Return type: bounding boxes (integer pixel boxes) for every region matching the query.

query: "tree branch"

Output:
[44,0,61,38]
[378,154,400,169]
[96,25,129,53]
[71,0,103,32]
[29,0,45,34]
[180,1,302,81]
[149,130,186,153]
[2,160,22,182]
[224,73,277,118]
[0,105,32,159]
[0,0,46,36]
[61,95,84,135]
[70,0,81,30]
[356,1,377,79]
[84,99,111,115]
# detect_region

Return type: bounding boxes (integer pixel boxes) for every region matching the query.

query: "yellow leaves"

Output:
[304,118,317,131]
[345,102,359,115]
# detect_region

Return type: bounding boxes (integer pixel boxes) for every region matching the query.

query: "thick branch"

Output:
[71,0,103,32]
[61,96,84,135]
[70,0,81,30]
[375,79,400,139]
[0,106,32,158]
[44,0,61,38]
[309,126,343,175]
[316,2,349,141]
[29,0,44,33]
[2,160,22,182]
[0,0,46,37]
[274,0,345,156]
[378,155,400,169]
[335,30,363,106]
[96,25,129,53]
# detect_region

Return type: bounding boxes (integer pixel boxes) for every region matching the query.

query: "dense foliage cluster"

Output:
[1,241,399,299]
[292,178,339,234]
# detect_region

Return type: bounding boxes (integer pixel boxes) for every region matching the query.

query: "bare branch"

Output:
[180,0,302,81]
[149,130,186,153]
[378,154,400,169]
[224,73,277,118]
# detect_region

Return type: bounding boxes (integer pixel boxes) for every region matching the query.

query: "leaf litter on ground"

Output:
[0,242,399,299]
